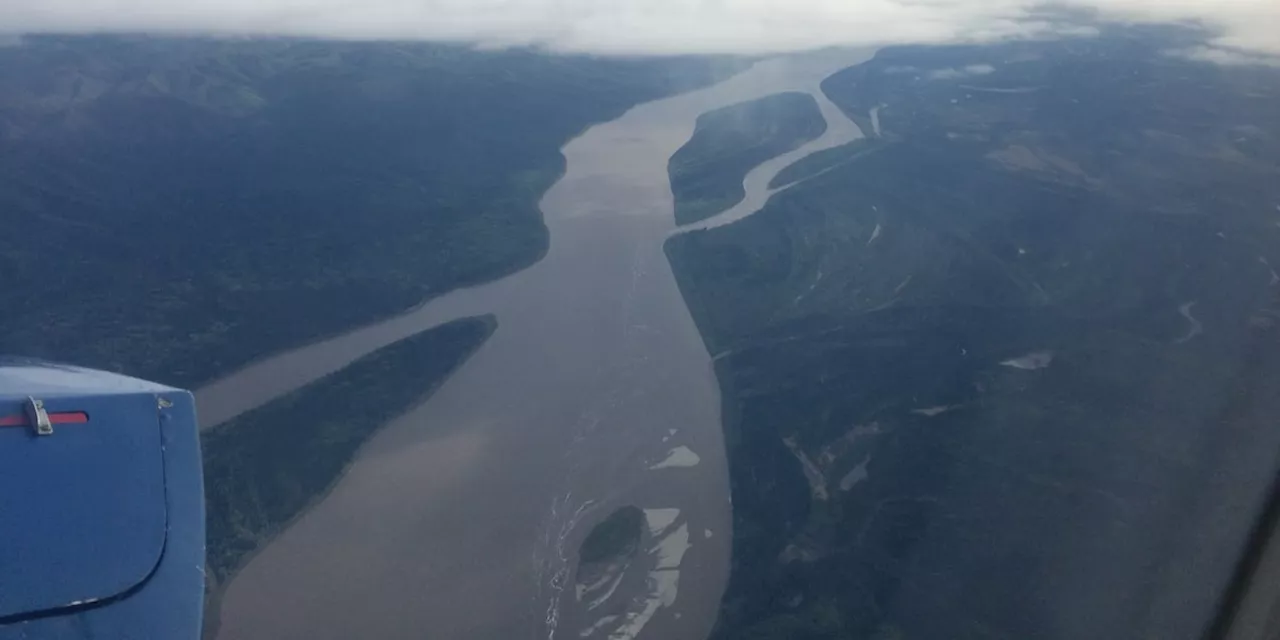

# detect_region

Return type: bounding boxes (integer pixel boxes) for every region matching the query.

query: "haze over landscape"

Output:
[1,1,1279,640]
[1,0,1278,56]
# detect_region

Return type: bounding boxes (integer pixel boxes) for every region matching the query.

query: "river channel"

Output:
[205,48,873,640]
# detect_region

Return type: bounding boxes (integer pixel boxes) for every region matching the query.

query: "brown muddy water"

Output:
[202,49,873,640]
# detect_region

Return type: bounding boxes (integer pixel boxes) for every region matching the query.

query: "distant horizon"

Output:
[0,0,1276,60]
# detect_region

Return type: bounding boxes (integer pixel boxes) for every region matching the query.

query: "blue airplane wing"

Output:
[0,359,205,639]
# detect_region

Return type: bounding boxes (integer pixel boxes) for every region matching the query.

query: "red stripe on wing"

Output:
[0,412,90,427]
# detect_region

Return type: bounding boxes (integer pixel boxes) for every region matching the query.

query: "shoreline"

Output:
[210,49,875,640]
[202,316,498,638]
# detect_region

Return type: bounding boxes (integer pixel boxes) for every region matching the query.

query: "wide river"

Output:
[203,48,873,640]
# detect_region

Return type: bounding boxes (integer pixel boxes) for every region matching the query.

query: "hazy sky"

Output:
[0,0,1276,57]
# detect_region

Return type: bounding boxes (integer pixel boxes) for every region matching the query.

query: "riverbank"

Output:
[200,317,494,637]
[209,49,875,640]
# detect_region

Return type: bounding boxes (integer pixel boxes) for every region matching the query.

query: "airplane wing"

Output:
[0,359,205,639]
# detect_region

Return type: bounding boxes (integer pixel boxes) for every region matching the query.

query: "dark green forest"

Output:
[669,25,1280,640]
[670,91,826,225]
[0,36,738,388]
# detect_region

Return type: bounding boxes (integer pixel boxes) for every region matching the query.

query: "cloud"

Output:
[0,0,1276,57]
[927,64,998,80]
[1170,45,1280,67]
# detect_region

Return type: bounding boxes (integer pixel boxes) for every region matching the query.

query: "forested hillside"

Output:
[0,36,737,386]
[669,25,1280,640]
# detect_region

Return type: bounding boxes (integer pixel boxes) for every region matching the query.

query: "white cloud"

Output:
[927,64,998,80]
[0,0,1276,57]
[1170,45,1280,67]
